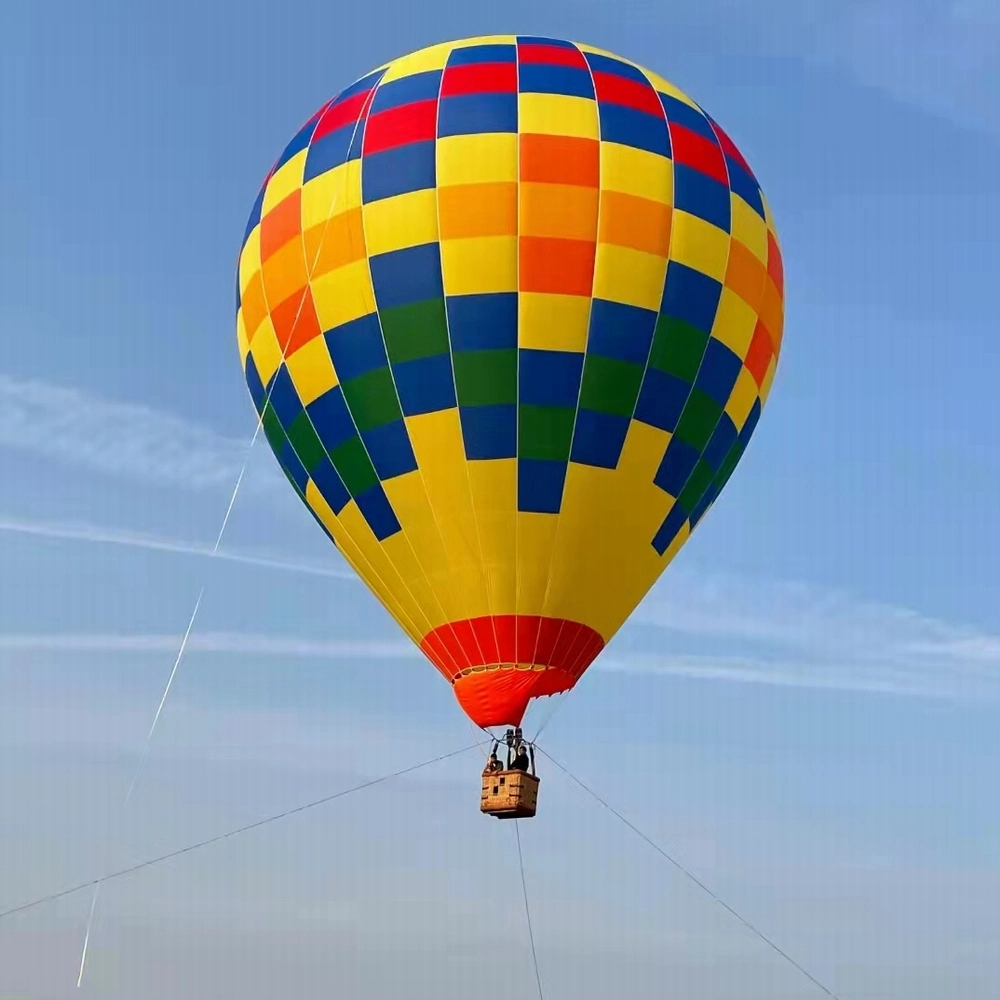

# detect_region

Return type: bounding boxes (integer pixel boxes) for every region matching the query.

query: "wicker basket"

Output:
[480,769,540,819]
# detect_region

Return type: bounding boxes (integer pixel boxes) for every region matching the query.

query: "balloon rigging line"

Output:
[537,748,847,1000]
[0,745,478,924]
[515,820,546,1000]
[75,881,100,988]
[124,419,262,807]
[530,691,568,744]
[79,427,261,984]
[124,586,205,806]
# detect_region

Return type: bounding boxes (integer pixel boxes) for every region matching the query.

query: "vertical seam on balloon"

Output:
[352,66,469,674]
[294,83,431,646]
[649,92,739,554]
[236,101,330,483]
[664,99,740,540]
[304,74,460,673]
[275,95,438,649]
[244,80,426,645]
[430,45,496,672]
[266,78,436,650]
[605,67,683,553]
[513,38,524,686]
[436,49,502,675]
[541,59,679,677]
[354,57,487,681]
[526,43,604,687]
[613,69,674,442]
[434,42,506,743]
[704,114,771,521]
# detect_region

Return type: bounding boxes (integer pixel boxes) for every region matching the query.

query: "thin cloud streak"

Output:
[637,570,966,653]
[0,515,352,580]
[0,632,417,660]
[633,569,1000,701]
[641,569,1000,673]
[11,511,998,674]
[4,627,998,703]
[4,513,999,703]
[599,652,1000,703]
[1,372,995,704]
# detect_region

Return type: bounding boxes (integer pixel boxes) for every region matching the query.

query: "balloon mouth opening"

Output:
[453,667,576,729]
[420,615,606,727]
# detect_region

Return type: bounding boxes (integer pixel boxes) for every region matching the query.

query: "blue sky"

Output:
[1,0,998,997]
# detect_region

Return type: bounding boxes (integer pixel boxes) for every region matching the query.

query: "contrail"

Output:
[0,632,414,659]
[126,423,261,809]
[76,881,100,988]
[124,587,205,805]
[125,419,269,802]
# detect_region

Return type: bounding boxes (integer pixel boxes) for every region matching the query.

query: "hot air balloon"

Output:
[236,36,784,817]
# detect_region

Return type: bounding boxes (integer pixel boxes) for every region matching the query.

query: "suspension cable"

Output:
[537,747,846,1000]
[515,820,545,1000]
[0,745,477,923]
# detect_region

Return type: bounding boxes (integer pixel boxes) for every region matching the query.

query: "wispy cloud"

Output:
[628,568,1000,702]
[0,514,351,580]
[635,569,969,654]
[4,574,998,703]
[1,368,996,705]
[701,0,1000,135]
[839,0,999,135]
[0,632,415,660]
[0,374,282,499]
[600,651,1000,702]
[786,0,999,135]
[3,504,999,702]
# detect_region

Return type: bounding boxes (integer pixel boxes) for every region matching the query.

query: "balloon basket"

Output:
[480,770,539,820]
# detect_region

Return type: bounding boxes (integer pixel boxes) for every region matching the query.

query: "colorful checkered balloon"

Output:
[236,36,784,729]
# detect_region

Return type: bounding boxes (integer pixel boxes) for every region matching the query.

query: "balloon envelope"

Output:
[236,36,784,729]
